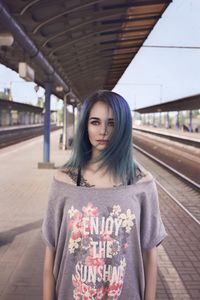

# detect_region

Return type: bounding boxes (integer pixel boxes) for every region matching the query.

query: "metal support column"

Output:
[44,81,51,162]
[176,112,180,129]
[143,114,146,125]
[62,94,67,150]
[159,112,162,127]
[9,109,12,126]
[62,93,72,149]
[66,99,70,148]
[166,112,170,128]
[72,105,75,136]
[153,114,155,127]
[38,80,55,169]
[0,108,2,126]
[147,114,149,125]
[74,103,81,132]
[189,110,193,132]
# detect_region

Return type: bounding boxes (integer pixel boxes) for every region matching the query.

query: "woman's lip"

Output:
[96,140,109,143]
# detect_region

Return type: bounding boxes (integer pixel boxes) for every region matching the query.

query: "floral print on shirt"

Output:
[67,202,135,300]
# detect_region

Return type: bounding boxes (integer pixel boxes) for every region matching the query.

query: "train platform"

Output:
[0,124,44,131]
[133,125,200,143]
[0,130,199,299]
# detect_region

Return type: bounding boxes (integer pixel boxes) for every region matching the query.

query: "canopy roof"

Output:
[0,98,43,113]
[0,0,171,102]
[134,94,200,113]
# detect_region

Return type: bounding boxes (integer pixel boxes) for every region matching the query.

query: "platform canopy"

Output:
[134,94,200,113]
[0,98,43,113]
[0,0,171,102]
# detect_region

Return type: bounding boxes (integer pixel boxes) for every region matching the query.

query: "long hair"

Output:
[65,90,135,184]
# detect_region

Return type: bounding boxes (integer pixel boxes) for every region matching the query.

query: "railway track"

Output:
[134,144,200,190]
[0,124,61,148]
[133,129,200,185]
[133,126,200,148]
[134,144,200,225]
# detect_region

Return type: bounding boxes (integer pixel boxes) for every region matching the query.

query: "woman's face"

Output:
[88,101,114,157]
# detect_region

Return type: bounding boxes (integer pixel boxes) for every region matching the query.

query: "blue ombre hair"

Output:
[65,90,136,184]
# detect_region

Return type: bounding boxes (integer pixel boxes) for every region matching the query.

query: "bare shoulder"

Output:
[54,168,77,186]
[135,163,153,184]
[137,171,153,184]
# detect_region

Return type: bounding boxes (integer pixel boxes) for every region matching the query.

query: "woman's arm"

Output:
[43,246,56,300]
[143,247,157,300]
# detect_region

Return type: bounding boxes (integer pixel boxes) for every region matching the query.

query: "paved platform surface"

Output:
[0,130,70,300]
[157,187,200,299]
[133,125,200,142]
[0,129,199,299]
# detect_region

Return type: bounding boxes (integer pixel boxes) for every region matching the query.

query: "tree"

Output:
[36,96,44,107]
[0,88,12,100]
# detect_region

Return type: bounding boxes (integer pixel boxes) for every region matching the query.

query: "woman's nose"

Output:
[99,123,108,135]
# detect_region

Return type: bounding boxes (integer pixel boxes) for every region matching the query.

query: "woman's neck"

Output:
[86,160,104,174]
[83,161,122,188]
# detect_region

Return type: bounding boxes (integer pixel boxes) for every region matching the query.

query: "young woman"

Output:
[42,90,167,300]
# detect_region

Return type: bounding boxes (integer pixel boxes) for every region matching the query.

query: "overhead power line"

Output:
[143,45,200,50]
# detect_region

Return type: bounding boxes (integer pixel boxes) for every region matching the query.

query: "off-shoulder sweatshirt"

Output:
[42,174,167,300]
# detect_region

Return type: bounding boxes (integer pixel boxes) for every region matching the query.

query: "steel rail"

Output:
[133,144,200,190]
[134,145,200,226]
[156,180,200,226]
[133,127,200,148]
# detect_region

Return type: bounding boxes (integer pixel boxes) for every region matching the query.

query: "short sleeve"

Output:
[140,180,167,249]
[42,182,61,249]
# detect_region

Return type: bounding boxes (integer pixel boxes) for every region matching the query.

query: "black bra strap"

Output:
[77,167,81,186]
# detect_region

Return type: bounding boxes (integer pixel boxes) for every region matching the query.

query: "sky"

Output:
[0,0,200,111]
[114,0,200,110]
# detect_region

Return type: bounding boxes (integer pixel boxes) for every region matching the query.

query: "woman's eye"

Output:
[108,121,114,127]
[91,121,99,125]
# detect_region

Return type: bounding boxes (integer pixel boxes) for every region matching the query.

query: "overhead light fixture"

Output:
[56,86,64,92]
[18,62,35,82]
[0,32,14,46]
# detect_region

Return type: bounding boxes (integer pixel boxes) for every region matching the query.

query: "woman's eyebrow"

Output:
[89,117,100,120]
[89,117,114,120]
